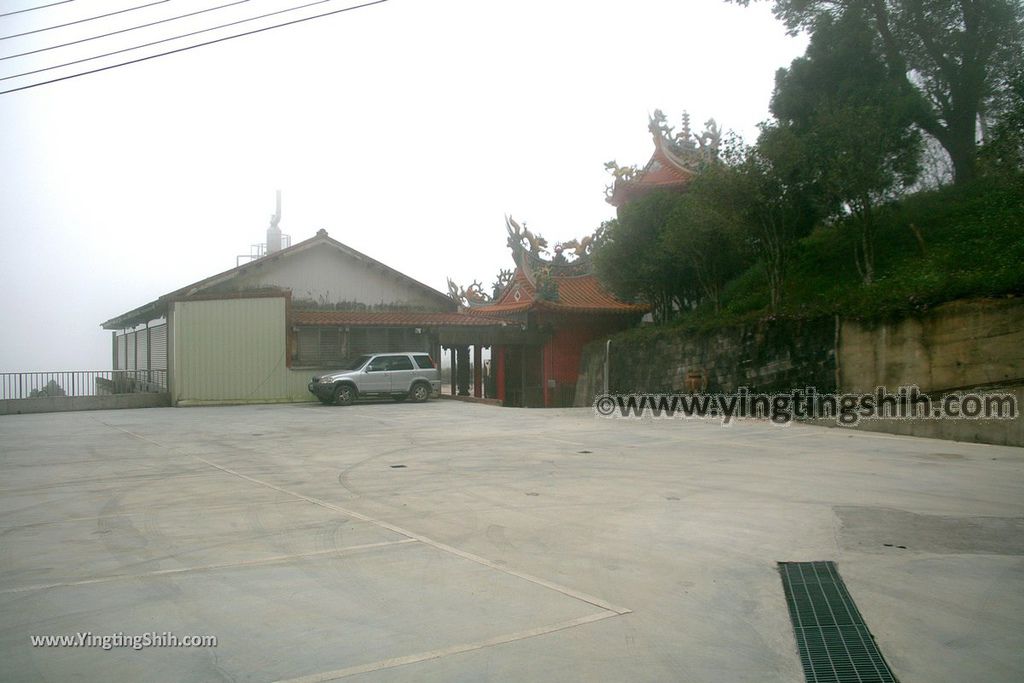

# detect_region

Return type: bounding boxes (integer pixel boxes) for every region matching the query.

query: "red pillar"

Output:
[495,346,506,402]
[473,345,482,398]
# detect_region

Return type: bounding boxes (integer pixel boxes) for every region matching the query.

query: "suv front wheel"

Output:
[333,383,356,406]
[410,382,431,403]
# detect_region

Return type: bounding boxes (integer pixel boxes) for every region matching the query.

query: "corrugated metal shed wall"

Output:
[171,297,288,403]
[116,335,127,370]
[137,328,149,370]
[113,324,166,371]
[125,332,136,370]
[150,324,167,370]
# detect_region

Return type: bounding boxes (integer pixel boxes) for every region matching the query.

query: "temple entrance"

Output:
[502,345,544,408]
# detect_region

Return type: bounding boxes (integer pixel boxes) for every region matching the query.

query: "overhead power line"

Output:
[3,0,339,81]
[0,0,77,19]
[0,0,169,41]
[0,0,389,95]
[1,0,252,62]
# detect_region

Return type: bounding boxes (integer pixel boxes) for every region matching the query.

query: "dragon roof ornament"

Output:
[447,277,493,308]
[505,214,595,278]
[447,218,596,308]
[648,109,722,168]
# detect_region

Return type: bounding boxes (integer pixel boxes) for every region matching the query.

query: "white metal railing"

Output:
[0,370,167,400]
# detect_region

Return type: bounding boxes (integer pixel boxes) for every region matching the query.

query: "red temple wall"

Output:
[539,314,636,406]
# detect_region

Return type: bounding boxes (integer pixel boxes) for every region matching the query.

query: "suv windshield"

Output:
[337,355,372,371]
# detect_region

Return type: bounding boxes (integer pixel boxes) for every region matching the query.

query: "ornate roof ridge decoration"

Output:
[505,215,595,277]
[447,277,493,308]
[447,217,601,308]
[605,109,723,207]
[467,263,650,316]
[649,109,722,169]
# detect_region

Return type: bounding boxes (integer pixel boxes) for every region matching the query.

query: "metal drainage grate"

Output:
[778,561,898,683]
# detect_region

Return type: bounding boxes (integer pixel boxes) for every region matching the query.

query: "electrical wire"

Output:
[2,0,337,81]
[0,0,388,95]
[1,0,251,62]
[0,1,77,19]
[1,0,169,41]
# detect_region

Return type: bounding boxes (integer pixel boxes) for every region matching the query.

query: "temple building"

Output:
[442,113,726,406]
[448,217,647,408]
[605,109,719,209]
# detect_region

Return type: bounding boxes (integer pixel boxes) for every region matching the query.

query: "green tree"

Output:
[713,132,820,312]
[29,380,66,398]
[733,0,1024,184]
[592,194,699,321]
[771,8,922,283]
[979,63,1024,174]
[661,173,750,312]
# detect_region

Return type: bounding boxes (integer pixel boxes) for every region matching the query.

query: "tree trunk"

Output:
[947,131,978,185]
[853,200,876,285]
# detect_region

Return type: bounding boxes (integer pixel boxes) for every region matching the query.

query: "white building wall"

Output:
[222,247,446,309]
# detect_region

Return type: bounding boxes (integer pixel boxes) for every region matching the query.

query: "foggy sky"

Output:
[0,0,805,372]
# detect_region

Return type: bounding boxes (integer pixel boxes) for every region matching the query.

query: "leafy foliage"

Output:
[720,173,1021,322]
[592,3,1023,339]
[722,130,820,311]
[732,0,1024,184]
[979,62,1024,175]
[661,172,749,312]
[593,193,690,321]
[770,7,922,283]
[29,380,66,398]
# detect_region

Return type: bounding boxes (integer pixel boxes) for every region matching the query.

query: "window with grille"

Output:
[296,327,348,366]
[296,326,431,366]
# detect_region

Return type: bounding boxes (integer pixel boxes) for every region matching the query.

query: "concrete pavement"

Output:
[0,401,1021,681]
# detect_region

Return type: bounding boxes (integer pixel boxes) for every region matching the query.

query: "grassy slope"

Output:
[620,173,1024,343]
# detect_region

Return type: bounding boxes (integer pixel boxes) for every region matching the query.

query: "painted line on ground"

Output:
[82,422,632,613]
[542,435,588,447]
[0,498,309,531]
[0,470,216,496]
[0,539,416,594]
[193,455,632,616]
[273,610,620,682]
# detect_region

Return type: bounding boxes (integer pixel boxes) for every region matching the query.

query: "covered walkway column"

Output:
[449,347,457,396]
[473,345,483,398]
[456,346,470,396]
[495,345,506,403]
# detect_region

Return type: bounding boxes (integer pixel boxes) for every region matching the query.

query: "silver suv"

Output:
[309,352,440,406]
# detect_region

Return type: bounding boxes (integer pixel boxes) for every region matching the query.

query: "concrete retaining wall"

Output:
[0,393,170,416]
[804,386,1024,447]
[838,298,1024,392]
[576,297,1024,447]
[575,316,837,402]
[834,298,1024,447]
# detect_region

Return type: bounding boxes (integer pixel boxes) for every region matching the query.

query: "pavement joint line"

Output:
[542,436,588,446]
[0,498,311,531]
[0,539,417,594]
[272,610,622,682]
[89,416,172,448]
[0,470,216,496]
[83,421,632,616]
[193,455,634,617]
